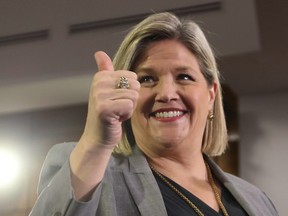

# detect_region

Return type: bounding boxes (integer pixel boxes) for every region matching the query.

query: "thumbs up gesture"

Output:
[80,51,140,150]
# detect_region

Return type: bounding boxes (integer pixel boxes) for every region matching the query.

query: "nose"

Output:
[155,77,179,102]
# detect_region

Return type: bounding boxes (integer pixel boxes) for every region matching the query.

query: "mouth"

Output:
[150,109,187,119]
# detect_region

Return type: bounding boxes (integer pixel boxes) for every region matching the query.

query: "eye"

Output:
[138,75,156,85]
[177,73,195,81]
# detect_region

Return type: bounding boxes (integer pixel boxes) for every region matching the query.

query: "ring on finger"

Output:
[117,76,130,89]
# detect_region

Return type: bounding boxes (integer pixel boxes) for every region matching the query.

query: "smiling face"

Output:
[131,40,217,156]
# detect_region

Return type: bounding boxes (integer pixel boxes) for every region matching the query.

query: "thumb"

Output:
[95,51,114,71]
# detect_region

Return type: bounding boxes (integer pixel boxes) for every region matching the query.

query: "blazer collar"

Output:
[205,155,258,216]
[125,147,259,216]
[123,146,167,216]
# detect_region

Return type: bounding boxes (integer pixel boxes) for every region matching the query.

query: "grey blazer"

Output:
[29,142,278,216]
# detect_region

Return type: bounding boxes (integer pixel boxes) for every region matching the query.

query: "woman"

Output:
[29,12,278,216]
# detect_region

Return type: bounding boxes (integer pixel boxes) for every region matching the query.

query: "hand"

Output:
[80,51,140,151]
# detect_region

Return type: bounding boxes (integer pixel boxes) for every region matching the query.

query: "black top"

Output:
[152,171,249,216]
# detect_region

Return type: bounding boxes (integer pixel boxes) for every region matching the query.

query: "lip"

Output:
[149,108,187,120]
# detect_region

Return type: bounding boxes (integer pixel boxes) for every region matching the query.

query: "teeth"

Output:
[155,111,184,118]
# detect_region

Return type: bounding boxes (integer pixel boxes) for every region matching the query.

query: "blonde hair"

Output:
[112,12,228,156]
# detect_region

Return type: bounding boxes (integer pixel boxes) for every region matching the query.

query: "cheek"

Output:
[183,89,211,113]
[135,89,153,116]
[131,91,149,128]
[131,94,151,141]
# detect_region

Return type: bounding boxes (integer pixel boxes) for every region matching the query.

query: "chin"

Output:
[155,135,183,148]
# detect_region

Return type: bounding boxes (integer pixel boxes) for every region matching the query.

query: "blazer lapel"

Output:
[206,157,260,216]
[123,148,167,216]
[223,182,257,216]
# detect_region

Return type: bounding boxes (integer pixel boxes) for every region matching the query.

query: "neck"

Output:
[146,150,207,181]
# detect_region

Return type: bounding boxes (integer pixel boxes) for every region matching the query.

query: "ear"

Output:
[208,82,218,110]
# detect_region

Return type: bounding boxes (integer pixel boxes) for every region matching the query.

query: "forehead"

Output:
[145,40,191,57]
[135,40,200,71]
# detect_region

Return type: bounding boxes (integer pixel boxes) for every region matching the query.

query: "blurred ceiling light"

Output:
[0,148,21,188]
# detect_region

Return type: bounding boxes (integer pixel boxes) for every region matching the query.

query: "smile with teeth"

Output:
[154,110,184,118]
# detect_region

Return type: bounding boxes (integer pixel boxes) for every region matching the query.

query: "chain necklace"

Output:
[149,162,229,216]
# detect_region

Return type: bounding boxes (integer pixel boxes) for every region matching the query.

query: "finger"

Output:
[95,51,114,72]
[113,99,135,121]
[101,99,136,122]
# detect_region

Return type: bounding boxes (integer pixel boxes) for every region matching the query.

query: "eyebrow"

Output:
[136,67,154,74]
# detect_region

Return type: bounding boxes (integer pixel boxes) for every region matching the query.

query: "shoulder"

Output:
[46,142,77,159]
[39,142,129,182]
[41,142,129,176]
[42,142,77,172]
[37,142,77,193]
[206,156,269,198]
[224,172,262,192]
[223,172,278,215]
[206,157,278,215]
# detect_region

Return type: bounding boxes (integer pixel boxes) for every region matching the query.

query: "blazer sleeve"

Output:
[29,142,105,216]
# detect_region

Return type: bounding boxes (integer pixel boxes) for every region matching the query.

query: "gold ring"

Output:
[117,76,130,89]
